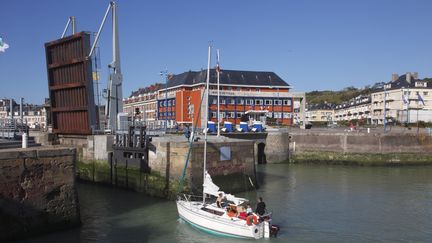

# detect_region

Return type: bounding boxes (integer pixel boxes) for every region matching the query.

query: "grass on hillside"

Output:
[306,86,374,105]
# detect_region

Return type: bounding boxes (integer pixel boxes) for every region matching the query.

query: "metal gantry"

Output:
[61,16,76,38]
[89,1,123,134]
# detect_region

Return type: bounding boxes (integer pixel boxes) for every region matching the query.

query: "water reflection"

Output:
[20,164,432,242]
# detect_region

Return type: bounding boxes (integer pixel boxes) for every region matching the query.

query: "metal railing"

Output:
[177,193,204,202]
[0,118,29,139]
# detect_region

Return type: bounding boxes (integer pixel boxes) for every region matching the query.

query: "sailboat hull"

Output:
[177,199,266,239]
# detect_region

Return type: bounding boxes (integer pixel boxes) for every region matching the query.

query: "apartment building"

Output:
[123,90,158,122]
[371,72,432,124]
[155,69,294,127]
[123,69,299,128]
[0,98,47,128]
[306,103,335,123]
[334,95,372,123]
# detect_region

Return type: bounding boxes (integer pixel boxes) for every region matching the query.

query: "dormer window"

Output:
[415,81,427,87]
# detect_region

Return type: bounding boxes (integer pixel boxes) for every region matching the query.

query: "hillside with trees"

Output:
[306,82,385,105]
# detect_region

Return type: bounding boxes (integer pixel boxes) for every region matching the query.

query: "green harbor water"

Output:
[22,164,432,242]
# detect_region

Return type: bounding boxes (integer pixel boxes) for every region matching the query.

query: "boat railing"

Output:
[263,210,272,218]
[177,193,204,202]
[259,210,273,222]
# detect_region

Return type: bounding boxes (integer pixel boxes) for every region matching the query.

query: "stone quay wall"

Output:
[264,132,290,163]
[57,134,114,161]
[0,147,80,241]
[149,137,256,195]
[290,132,432,165]
[56,134,258,198]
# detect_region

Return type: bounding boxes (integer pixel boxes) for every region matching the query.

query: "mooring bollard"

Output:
[22,132,28,148]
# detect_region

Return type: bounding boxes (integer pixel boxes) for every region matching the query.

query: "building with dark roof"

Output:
[306,103,336,123]
[123,69,301,128]
[331,72,432,124]
[333,95,372,123]
[371,72,432,124]
[160,69,293,127]
[164,69,290,89]
[310,72,432,125]
[0,98,47,129]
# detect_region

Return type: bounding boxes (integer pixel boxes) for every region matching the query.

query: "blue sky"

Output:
[1,0,432,104]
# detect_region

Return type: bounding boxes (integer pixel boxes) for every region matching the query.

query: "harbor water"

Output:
[22,164,432,242]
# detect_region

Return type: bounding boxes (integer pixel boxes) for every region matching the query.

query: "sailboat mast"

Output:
[216,49,221,137]
[203,44,211,204]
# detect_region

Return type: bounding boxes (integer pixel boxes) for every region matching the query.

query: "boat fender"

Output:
[246,215,258,226]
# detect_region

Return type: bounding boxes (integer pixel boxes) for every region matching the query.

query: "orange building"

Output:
[157,69,293,128]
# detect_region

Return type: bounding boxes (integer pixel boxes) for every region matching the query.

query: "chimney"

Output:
[9,98,13,119]
[391,74,399,82]
[20,97,24,122]
[406,72,412,83]
[412,72,419,79]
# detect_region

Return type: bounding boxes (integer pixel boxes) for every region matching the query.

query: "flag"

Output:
[418,93,425,105]
[216,62,221,73]
[216,49,221,73]
[402,93,408,104]
[92,71,100,81]
[0,37,9,52]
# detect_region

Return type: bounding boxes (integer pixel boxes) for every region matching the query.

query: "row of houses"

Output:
[2,69,305,132]
[6,71,429,131]
[123,69,306,128]
[0,99,48,129]
[306,72,432,124]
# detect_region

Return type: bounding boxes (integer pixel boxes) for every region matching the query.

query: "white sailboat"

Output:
[176,45,274,239]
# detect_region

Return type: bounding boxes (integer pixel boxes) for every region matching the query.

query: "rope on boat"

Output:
[248,176,255,188]
[178,88,207,192]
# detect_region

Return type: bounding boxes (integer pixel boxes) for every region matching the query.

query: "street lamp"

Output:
[383,85,387,133]
[160,69,168,131]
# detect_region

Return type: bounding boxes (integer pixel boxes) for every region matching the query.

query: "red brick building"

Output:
[156,69,293,128]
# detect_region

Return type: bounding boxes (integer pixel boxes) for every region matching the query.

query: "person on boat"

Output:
[227,205,238,218]
[255,197,266,216]
[216,193,224,208]
[246,204,253,215]
[238,205,247,220]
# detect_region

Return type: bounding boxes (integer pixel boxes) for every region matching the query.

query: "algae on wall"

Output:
[289,151,432,166]
[76,160,187,199]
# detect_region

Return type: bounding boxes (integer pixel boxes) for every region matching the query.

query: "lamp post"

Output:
[383,86,387,133]
[277,88,280,126]
[160,69,168,131]
[417,92,421,135]
[216,49,221,137]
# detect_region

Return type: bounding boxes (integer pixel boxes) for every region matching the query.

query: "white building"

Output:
[371,72,432,124]
[306,103,335,123]
[0,98,47,129]
[334,96,371,123]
